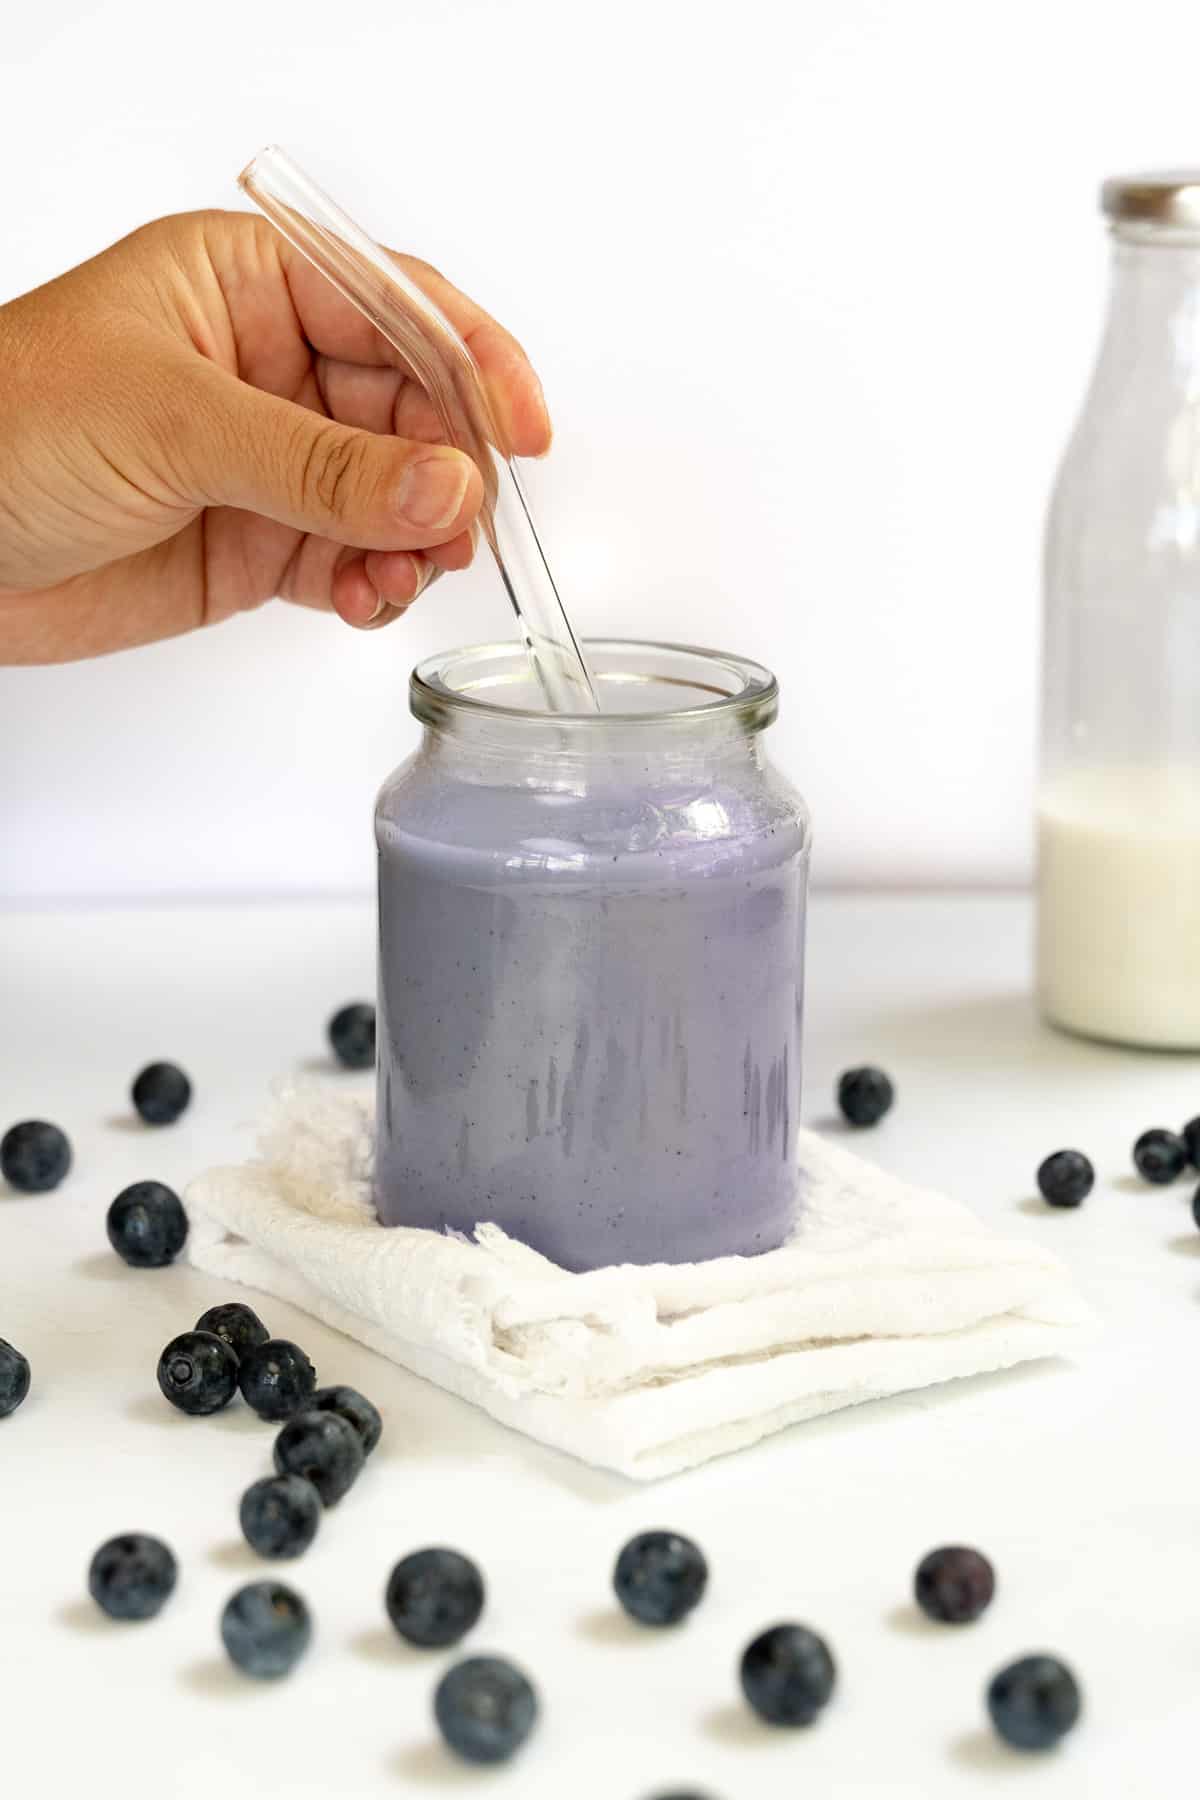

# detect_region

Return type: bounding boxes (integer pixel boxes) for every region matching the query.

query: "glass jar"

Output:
[374,640,811,1272]
[1038,171,1200,1048]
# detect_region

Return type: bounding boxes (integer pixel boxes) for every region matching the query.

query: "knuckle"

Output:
[298,426,362,519]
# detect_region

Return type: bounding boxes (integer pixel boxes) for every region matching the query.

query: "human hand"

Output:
[0,211,551,662]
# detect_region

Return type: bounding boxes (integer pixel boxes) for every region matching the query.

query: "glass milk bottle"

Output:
[1038,172,1200,1048]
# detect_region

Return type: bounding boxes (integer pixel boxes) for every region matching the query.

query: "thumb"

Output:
[178,362,482,549]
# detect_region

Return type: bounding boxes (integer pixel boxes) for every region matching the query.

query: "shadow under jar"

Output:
[374,641,810,1272]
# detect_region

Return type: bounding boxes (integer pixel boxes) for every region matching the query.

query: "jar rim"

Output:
[410,638,779,733]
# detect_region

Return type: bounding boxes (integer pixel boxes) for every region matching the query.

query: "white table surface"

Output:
[2,893,1195,1798]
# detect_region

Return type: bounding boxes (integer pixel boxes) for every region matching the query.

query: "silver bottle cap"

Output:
[1101,170,1200,228]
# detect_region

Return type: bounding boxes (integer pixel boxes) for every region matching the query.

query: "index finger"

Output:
[281,244,552,459]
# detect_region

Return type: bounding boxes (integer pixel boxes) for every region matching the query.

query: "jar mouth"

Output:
[411,639,779,733]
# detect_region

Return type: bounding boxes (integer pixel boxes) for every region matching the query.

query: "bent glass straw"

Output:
[238,146,598,714]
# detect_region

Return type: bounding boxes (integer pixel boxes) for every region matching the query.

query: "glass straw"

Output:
[238,146,598,714]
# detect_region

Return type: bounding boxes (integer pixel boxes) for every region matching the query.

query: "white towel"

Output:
[184,1086,1092,1481]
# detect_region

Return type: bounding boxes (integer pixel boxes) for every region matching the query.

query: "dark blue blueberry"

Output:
[328,1003,375,1071]
[196,1302,270,1361]
[0,1338,31,1418]
[1,1120,71,1193]
[106,1181,188,1267]
[613,1531,708,1627]
[1132,1128,1187,1185]
[836,1067,895,1128]
[220,1580,312,1678]
[914,1546,995,1623]
[1036,1151,1093,1209]
[434,1656,537,1765]
[987,1654,1081,1750]
[1184,1115,1200,1169]
[131,1062,192,1126]
[740,1623,837,1726]
[273,1410,363,1506]
[157,1330,239,1415]
[88,1533,177,1620]
[386,1548,485,1648]
[311,1384,382,1457]
[239,1474,321,1560]
[238,1339,317,1421]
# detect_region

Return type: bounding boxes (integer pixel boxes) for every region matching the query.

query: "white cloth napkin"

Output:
[184,1085,1092,1481]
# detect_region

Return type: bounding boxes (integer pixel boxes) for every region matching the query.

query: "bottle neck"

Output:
[1100,225,1200,376]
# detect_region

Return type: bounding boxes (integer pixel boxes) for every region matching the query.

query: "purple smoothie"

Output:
[374,645,810,1272]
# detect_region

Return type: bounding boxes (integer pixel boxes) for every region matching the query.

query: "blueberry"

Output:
[1132,1128,1187,1185]
[1,1120,71,1193]
[0,1338,31,1418]
[238,1339,317,1421]
[106,1181,188,1267]
[88,1533,177,1621]
[740,1623,836,1726]
[156,1330,239,1415]
[1035,1150,1093,1209]
[836,1067,894,1128]
[273,1410,364,1506]
[434,1656,538,1765]
[131,1062,192,1127]
[1193,1186,1200,1232]
[196,1302,270,1361]
[1184,1115,1200,1168]
[613,1531,707,1627]
[239,1474,321,1560]
[220,1580,312,1679]
[386,1548,485,1648]
[914,1546,995,1623]
[987,1654,1081,1750]
[328,1003,375,1071]
[310,1384,382,1457]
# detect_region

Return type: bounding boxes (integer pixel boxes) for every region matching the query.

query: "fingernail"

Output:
[395,454,471,531]
[363,597,404,631]
[365,593,387,624]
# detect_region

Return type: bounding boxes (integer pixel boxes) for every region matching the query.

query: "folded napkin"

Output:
[184,1086,1091,1481]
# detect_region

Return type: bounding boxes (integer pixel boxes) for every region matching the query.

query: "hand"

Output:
[0,211,551,663]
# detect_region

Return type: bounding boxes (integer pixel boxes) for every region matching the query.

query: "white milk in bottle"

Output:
[1038,768,1200,1046]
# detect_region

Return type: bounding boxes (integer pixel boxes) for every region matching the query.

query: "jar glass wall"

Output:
[374,640,811,1271]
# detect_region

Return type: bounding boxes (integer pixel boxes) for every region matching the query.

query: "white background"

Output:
[2,0,1199,900]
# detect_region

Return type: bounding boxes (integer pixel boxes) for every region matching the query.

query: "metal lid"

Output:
[1101,170,1200,228]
